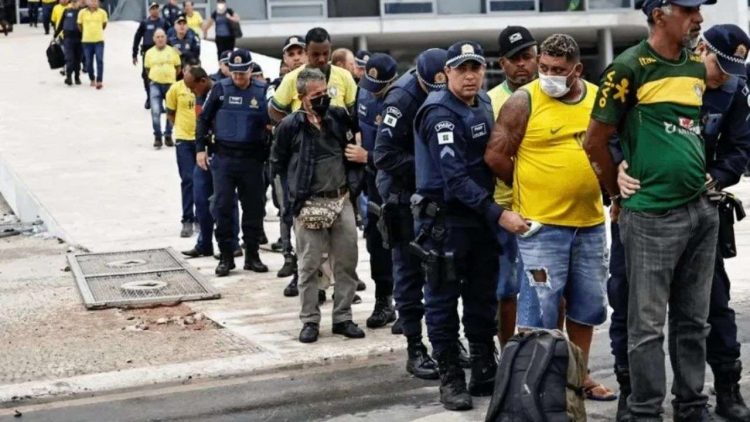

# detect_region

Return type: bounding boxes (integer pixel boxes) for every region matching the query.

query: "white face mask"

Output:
[539,70,573,98]
[217,3,226,13]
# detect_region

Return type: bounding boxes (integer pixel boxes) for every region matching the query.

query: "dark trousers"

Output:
[28,3,39,26]
[211,153,264,255]
[392,216,425,338]
[215,36,234,59]
[82,41,104,82]
[364,174,394,299]
[609,222,742,370]
[41,2,52,33]
[140,46,152,101]
[176,142,196,223]
[422,222,499,356]
[63,36,82,79]
[192,163,239,254]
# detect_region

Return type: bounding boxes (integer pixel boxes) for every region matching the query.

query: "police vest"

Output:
[143,18,168,48]
[214,79,268,147]
[357,88,383,153]
[62,8,79,33]
[414,89,494,206]
[169,30,195,54]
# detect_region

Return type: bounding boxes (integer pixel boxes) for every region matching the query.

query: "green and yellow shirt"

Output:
[591,40,707,213]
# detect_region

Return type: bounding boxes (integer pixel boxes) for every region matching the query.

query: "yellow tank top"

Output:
[513,79,604,227]
[487,81,513,208]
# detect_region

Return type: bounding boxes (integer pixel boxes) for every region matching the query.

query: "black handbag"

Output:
[717,192,745,259]
[46,40,65,69]
[230,20,242,39]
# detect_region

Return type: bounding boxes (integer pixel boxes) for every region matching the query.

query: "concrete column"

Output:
[355,35,368,52]
[597,28,614,76]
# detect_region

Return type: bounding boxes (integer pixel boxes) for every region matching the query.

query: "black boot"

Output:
[436,347,473,411]
[244,248,268,272]
[468,341,497,396]
[277,253,296,278]
[674,405,712,422]
[215,252,235,277]
[391,317,404,335]
[614,365,631,422]
[283,273,299,297]
[366,295,396,328]
[713,360,750,421]
[64,75,72,86]
[406,336,439,380]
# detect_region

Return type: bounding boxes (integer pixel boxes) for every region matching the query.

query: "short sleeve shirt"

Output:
[590,40,707,213]
[186,12,203,37]
[165,81,197,141]
[77,8,107,43]
[271,65,358,114]
[144,46,181,84]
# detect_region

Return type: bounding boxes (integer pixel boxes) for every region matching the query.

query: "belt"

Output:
[312,187,348,199]
[215,144,258,158]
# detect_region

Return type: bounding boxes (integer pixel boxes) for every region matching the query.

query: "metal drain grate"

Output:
[68,248,220,309]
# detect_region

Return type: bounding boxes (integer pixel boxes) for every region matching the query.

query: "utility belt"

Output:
[713,191,746,259]
[408,193,457,289]
[215,143,262,159]
[368,191,414,249]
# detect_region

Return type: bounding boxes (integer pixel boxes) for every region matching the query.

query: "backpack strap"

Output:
[520,331,558,422]
[484,335,527,422]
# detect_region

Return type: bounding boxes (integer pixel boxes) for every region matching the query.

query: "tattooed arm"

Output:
[484,90,531,186]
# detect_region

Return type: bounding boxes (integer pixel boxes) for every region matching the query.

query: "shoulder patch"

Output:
[385,106,402,118]
[434,121,455,132]
[438,132,454,145]
[383,106,401,127]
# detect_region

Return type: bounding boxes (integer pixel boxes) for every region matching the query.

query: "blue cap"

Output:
[359,53,398,93]
[641,0,715,17]
[355,50,371,68]
[445,41,486,68]
[218,49,232,64]
[703,24,750,76]
[416,48,448,91]
[228,49,253,73]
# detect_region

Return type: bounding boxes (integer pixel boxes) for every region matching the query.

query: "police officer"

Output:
[133,2,169,109]
[211,49,232,82]
[196,49,270,277]
[161,0,181,28]
[611,25,750,421]
[60,0,83,86]
[168,14,200,61]
[354,53,398,330]
[414,41,527,411]
[372,48,447,380]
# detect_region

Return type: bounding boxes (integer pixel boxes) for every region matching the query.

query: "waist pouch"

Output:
[298,194,347,230]
[717,192,745,259]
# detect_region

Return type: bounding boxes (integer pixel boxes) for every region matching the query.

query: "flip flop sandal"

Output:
[583,383,618,401]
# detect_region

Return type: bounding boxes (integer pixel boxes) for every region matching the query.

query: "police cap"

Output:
[640,0,715,17]
[355,50,371,68]
[703,24,750,76]
[228,49,253,73]
[148,2,159,9]
[359,53,398,93]
[283,35,305,53]
[445,41,486,68]
[416,48,448,92]
[218,49,232,64]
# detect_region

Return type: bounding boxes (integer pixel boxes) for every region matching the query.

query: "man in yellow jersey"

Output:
[41,0,56,34]
[77,0,107,89]
[487,26,537,349]
[485,33,614,401]
[270,27,358,123]
[183,1,203,38]
[166,57,200,239]
[145,28,181,148]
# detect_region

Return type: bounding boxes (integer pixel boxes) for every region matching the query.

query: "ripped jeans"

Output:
[516,223,608,329]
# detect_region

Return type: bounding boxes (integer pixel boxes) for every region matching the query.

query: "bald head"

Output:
[154,28,167,48]
[331,48,356,76]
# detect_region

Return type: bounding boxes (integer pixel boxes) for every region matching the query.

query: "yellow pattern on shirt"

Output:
[186,12,203,38]
[166,81,197,141]
[77,8,108,43]
[271,64,357,113]
[487,81,513,208]
[144,46,181,84]
[513,79,604,227]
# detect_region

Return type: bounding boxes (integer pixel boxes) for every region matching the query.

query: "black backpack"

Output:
[485,329,587,422]
[46,40,65,70]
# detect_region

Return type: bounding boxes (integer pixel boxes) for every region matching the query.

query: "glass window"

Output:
[383,0,434,14]
[540,0,584,11]
[587,0,630,8]
[488,0,535,11]
[328,0,380,17]
[437,0,482,14]
[270,4,325,17]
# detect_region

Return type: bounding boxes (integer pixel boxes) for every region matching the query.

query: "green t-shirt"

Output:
[591,40,707,213]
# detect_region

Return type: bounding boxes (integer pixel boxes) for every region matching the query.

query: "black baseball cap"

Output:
[175,14,187,23]
[641,0,715,16]
[228,49,253,73]
[218,49,232,64]
[498,26,536,58]
[703,24,750,76]
[251,62,263,76]
[359,53,398,93]
[445,41,485,68]
[148,2,159,9]
[355,50,371,68]
[282,35,305,52]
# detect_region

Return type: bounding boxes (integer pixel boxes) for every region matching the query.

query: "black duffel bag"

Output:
[46,40,65,69]
[717,192,745,258]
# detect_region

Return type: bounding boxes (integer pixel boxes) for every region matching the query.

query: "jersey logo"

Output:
[550,126,563,135]
[327,86,338,98]
[471,123,487,138]
[434,121,455,132]
[689,54,703,63]
[438,132,454,145]
[228,96,243,105]
[638,57,656,66]
[694,83,703,98]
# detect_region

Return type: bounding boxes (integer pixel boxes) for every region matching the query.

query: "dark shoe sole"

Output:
[332,328,365,339]
[468,380,495,397]
[215,262,236,277]
[182,251,213,258]
[366,312,396,329]
[283,288,298,297]
[244,265,269,273]
[406,364,440,380]
[440,398,473,411]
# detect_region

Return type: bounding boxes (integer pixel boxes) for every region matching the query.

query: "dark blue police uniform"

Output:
[197,51,270,274]
[168,27,200,59]
[61,7,82,82]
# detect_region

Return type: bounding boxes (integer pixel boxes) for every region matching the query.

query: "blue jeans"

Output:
[193,162,239,254]
[496,228,523,300]
[516,223,608,329]
[176,142,196,223]
[620,196,718,418]
[82,42,104,82]
[149,82,173,137]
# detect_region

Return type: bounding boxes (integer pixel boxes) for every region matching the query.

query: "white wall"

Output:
[700,0,749,34]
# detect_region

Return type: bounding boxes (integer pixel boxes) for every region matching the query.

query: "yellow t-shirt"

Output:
[41,0,56,4]
[165,81,197,141]
[487,80,514,209]
[77,8,108,43]
[50,3,67,29]
[144,46,181,84]
[513,79,604,227]
[186,12,203,38]
[271,64,357,113]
